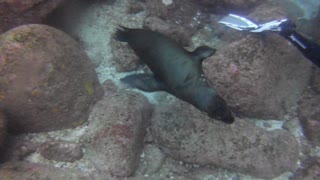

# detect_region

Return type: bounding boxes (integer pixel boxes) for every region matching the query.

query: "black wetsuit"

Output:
[279,21,320,68]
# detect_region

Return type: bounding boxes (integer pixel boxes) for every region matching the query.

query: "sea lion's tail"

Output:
[114,26,130,42]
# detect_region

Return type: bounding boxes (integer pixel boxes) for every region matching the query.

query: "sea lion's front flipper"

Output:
[190,46,217,64]
[121,74,167,92]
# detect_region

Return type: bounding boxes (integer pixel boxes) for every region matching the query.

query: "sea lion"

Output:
[115,27,234,124]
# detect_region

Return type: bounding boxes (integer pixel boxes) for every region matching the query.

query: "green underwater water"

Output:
[4,0,317,179]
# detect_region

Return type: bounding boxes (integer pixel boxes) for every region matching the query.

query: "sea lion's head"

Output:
[191,87,234,124]
[207,94,234,124]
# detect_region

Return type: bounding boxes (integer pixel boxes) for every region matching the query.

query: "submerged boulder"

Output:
[292,157,320,180]
[0,24,103,133]
[39,140,83,163]
[144,0,208,41]
[144,16,193,47]
[298,69,320,146]
[82,90,153,177]
[204,34,311,119]
[194,2,312,119]
[151,101,299,179]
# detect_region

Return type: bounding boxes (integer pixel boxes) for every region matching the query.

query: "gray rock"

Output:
[248,2,288,22]
[298,88,320,146]
[298,69,320,147]
[82,90,153,177]
[291,157,320,180]
[39,141,83,162]
[144,16,192,47]
[151,101,299,179]
[0,109,6,149]
[144,0,208,40]
[0,162,93,180]
[194,0,263,14]
[187,167,220,180]
[311,11,320,42]
[111,39,141,72]
[311,68,320,93]
[0,24,103,134]
[136,144,166,175]
[102,79,118,94]
[204,34,311,119]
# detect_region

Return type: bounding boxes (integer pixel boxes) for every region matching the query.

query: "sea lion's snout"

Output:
[208,95,235,124]
[209,108,234,124]
[220,111,234,124]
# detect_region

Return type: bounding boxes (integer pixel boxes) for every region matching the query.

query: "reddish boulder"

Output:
[151,100,299,179]
[144,16,193,46]
[144,0,209,40]
[204,34,311,119]
[39,141,83,162]
[82,90,153,177]
[0,24,103,133]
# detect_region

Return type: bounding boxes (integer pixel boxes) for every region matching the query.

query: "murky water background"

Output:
[0,0,319,179]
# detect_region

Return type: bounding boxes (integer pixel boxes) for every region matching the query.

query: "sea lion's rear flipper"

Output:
[121,74,167,92]
[114,26,131,42]
[189,46,216,64]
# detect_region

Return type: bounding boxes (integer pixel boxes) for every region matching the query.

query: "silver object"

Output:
[219,14,288,33]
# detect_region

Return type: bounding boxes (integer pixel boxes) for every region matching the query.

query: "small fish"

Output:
[115,27,234,124]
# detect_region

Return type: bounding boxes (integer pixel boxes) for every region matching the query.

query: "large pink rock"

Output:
[82,90,153,177]
[0,0,65,33]
[144,0,208,40]
[151,100,299,179]
[39,140,83,163]
[204,34,311,119]
[0,24,103,133]
[143,16,193,46]
[197,3,311,119]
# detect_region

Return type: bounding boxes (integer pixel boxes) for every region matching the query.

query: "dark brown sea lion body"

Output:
[116,27,234,124]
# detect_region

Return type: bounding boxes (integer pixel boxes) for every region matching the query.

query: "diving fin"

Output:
[219,14,288,33]
[219,14,259,31]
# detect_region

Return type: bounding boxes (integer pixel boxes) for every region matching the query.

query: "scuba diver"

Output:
[219,14,320,68]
